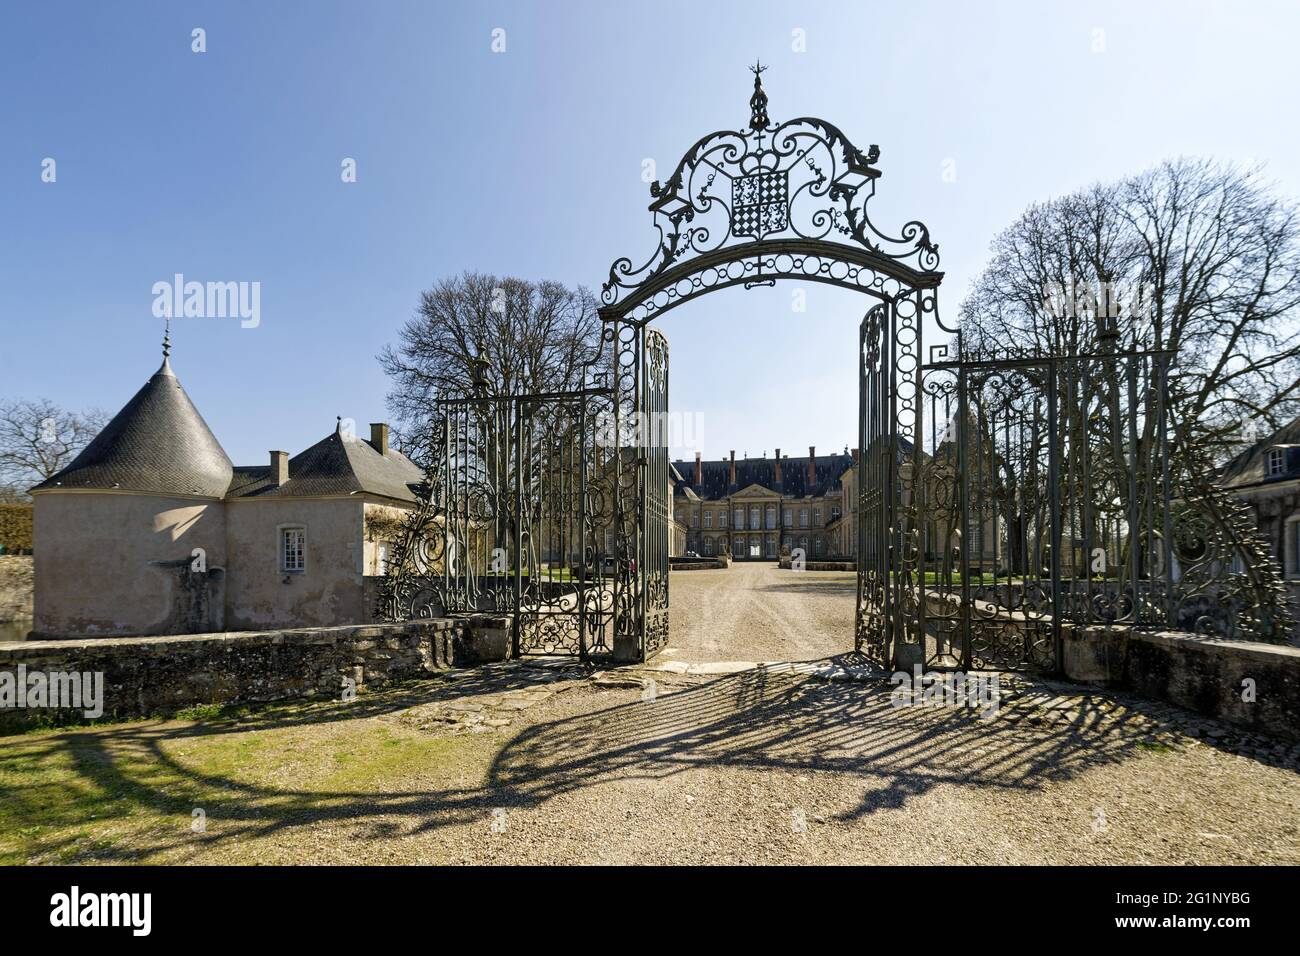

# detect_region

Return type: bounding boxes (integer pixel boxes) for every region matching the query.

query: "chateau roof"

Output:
[31,358,234,498]
[226,424,424,502]
[672,451,858,501]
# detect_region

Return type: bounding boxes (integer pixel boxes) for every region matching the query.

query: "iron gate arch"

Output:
[596,64,945,662]
[379,65,947,663]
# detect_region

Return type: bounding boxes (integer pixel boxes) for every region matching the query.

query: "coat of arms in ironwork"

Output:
[731,170,789,238]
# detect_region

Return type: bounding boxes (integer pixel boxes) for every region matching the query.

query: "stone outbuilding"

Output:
[30,341,421,638]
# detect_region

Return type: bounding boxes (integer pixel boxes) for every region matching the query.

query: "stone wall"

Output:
[669,557,730,571]
[1063,626,1300,741]
[0,555,33,621]
[903,587,1300,740]
[0,619,465,731]
[777,557,855,571]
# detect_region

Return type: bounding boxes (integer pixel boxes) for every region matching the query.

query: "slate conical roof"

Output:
[32,357,233,498]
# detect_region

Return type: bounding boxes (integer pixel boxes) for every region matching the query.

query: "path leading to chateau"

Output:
[663,562,856,664]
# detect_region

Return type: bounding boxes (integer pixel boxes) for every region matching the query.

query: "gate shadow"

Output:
[3,662,1245,863]
[487,664,1161,820]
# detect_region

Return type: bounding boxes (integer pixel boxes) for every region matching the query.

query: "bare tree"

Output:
[0,399,109,496]
[375,272,606,613]
[957,158,1300,639]
[378,271,603,446]
[961,159,1300,451]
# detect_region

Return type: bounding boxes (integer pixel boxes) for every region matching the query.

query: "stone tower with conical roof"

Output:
[30,335,233,636]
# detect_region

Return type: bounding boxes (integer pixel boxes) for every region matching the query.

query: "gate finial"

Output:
[748,60,769,131]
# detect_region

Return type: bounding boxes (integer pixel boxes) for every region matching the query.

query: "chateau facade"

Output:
[671,448,856,560]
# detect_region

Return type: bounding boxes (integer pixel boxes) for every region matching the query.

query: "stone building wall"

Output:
[223,497,366,630]
[33,491,228,638]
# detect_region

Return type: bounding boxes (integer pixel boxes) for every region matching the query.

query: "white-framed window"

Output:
[766,536,777,557]
[719,510,727,528]
[783,508,792,528]
[691,511,699,527]
[815,538,825,556]
[734,507,744,529]
[750,506,760,529]
[703,511,713,529]
[813,508,822,526]
[1286,516,1300,577]
[1267,447,1285,476]
[799,509,809,528]
[703,536,714,556]
[280,526,306,572]
[765,504,776,529]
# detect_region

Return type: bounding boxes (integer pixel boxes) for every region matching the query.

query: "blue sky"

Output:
[3,0,1298,465]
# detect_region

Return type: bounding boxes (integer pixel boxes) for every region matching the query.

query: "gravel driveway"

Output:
[665,562,855,663]
[6,562,1297,866]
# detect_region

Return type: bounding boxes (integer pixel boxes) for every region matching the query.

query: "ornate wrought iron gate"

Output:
[378,386,617,659]
[383,66,947,662]
[599,65,945,663]
[857,334,1290,674]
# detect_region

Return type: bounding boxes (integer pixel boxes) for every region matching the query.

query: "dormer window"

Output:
[1267,448,1285,477]
[281,526,306,572]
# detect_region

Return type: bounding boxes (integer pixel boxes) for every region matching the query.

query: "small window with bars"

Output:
[281,527,306,572]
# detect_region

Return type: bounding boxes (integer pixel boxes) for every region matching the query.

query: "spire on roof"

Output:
[158,318,174,377]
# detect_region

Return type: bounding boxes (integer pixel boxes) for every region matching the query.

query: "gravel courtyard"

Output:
[2,563,1297,865]
[664,562,856,663]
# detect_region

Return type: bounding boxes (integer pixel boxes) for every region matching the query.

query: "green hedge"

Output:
[0,504,33,554]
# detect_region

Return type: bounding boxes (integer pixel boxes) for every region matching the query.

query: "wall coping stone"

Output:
[0,621,449,661]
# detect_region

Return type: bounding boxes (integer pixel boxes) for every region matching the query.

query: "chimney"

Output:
[729,450,736,487]
[369,422,390,456]
[852,447,860,462]
[694,451,702,486]
[808,446,817,486]
[271,450,289,486]
[774,448,782,485]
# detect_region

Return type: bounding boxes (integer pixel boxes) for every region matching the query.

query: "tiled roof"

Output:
[1219,415,1300,489]
[31,359,233,498]
[672,452,856,501]
[226,426,424,502]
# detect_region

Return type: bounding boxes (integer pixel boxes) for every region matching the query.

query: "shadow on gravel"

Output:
[488,663,1204,821]
[7,660,1291,862]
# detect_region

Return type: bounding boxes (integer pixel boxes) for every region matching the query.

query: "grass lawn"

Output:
[0,687,490,865]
